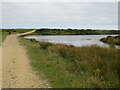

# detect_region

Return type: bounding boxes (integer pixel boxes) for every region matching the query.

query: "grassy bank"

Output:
[19,37,120,88]
[100,36,120,45]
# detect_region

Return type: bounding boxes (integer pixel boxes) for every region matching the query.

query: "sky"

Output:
[1,1,118,30]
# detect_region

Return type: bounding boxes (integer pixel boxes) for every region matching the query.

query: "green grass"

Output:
[19,37,120,88]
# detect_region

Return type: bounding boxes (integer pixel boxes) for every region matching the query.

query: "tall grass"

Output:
[19,37,120,88]
[39,42,120,88]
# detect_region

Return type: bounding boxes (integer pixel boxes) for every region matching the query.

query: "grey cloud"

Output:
[2,2,118,29]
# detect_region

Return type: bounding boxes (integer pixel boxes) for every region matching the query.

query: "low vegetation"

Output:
[19,37,120,88]
[100,36,120,45]
[32,28,120,35]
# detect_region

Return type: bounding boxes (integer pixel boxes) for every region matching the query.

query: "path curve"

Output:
[2,30,50,88]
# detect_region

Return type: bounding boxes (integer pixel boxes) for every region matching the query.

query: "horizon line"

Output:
[0,28,119,30]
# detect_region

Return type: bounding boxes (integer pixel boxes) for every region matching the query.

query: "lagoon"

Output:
[24,35,120,49]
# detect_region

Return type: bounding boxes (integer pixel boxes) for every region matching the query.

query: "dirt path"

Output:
[2,31,50,88]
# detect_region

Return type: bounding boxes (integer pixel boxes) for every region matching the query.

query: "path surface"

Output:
[2,31,50,88]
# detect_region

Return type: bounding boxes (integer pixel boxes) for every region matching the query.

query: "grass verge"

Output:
[0,30,8,44]
[2,32,8,43]
[19,37,120,88]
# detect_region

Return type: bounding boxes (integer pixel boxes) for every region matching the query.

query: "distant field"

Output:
[19,37,120,88]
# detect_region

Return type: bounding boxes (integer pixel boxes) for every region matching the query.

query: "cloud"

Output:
[2,2,118,29]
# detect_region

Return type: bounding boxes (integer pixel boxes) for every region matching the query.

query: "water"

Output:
[24,35,120,49]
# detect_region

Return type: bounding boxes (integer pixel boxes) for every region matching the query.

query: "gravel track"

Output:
[2,31,50,88]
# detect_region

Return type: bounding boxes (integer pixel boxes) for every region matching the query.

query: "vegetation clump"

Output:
[39,42,53,49]
[30,38,38,43]
[100,36,120,45]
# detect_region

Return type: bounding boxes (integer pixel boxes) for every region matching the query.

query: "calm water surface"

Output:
[24,35,120,49]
